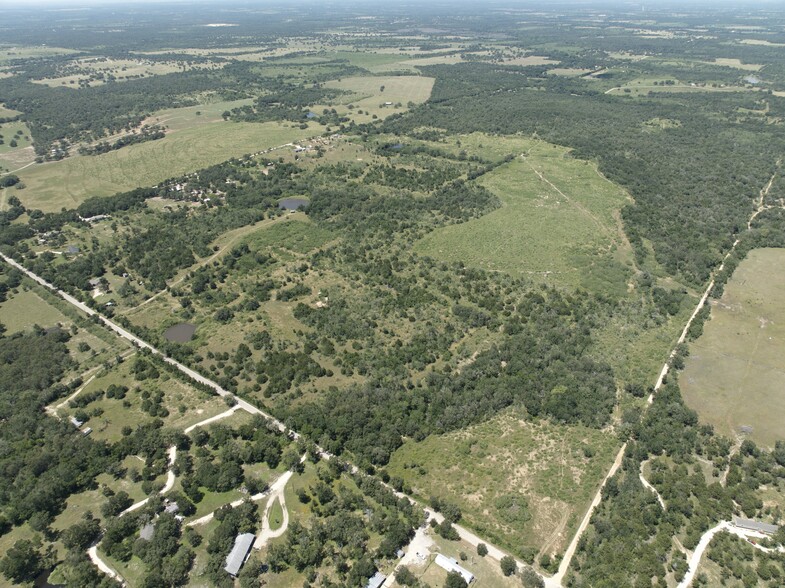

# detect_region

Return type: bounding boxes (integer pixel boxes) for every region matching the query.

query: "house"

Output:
[140,522,155,541]
[733,516,779,535]
[66,245,80,254]
[434,554,474,584]
[70,416,84,428]
[164,501,180,514]
[224,533,255,577]
[366,571,386,588]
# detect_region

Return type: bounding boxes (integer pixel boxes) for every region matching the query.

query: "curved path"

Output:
[677,521,784,588]
[119,445,177,516]
[184,405,241,434]
[253,470,293,549]
[87,545,125,586]
[639,460,666,510]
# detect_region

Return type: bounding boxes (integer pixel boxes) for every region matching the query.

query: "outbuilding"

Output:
[733,516,779,535]
[434,554,474,584]
[224,533,255,577]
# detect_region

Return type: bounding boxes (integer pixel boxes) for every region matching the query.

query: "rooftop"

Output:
[733,516,779,535]
[224,532,255,576]
[366,571,386,588]
[434,554,475,584]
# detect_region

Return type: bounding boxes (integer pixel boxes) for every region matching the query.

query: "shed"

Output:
[434,554,474,584]
[733,516,779,535]
[224,532,255,577]
[66,245,80,254]
[81,427,92,436]
[366,571,386,588]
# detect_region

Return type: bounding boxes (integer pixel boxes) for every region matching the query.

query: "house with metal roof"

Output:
[224,533,256,577]
[366,571,386,588]
[733,516,779,535]
[434,554,474,584]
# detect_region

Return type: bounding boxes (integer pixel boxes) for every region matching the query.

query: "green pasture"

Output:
[415,139,635,294]
[16,103,318,212]
[681,248,785,447]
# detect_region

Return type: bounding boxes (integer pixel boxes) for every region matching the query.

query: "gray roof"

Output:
[224,533,255,576]
[366,571,386,588]
[733,516,779,535]
[140,523,154,541]
[66,245,80,254]
[435,554,475,583]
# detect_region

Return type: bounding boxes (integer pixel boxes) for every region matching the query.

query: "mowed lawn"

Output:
[386,408,621,560]
[681,248,785,447]
[16,102,319,211]
[415,140,634,293]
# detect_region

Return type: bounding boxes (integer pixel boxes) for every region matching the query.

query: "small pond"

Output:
[164,323,197,343]
[278,198,309,211]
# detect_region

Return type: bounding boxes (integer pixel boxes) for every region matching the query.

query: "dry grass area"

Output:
[712,57,764,71]
[386,408,620,559]
[681,248,785,448]
[323,75,434,120]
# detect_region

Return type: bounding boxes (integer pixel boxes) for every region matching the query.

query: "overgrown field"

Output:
[386,408,621,561]
[681,248,785,447]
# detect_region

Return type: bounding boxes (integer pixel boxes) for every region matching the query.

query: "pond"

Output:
[278,198,309,211]
[164,323,197,343]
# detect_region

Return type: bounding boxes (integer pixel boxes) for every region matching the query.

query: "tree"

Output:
[500,555,517,576]
[520,567,545,588]
[395,565,418,586]
[0,539,47,584]
[477,543,488,557]
[445,571,468,588]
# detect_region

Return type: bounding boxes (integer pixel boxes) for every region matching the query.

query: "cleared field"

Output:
[681,248,785,447]
[0,45,77,63]
[16,107,317,211]
[415,138,635,294]
[386,408,621,560]
[31,57,222,88]
[323,75,434,116]
[0,288,70,333]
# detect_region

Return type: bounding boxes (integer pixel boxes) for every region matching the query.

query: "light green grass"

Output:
[387,407,621,559]
[268,496,284,531]
[415,139,634,294]
[0,45,77,64]
[323,75,434,118]
[681,248,785,447]
[16,106,318,211]
[0,287,70,333]
[242,217,335,254]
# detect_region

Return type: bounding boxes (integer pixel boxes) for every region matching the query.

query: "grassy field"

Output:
[386,407,621,560]
[0,120,35,172]
[681,248,785,447]
[54,359,231,443]
[0,287,70,333]
[16,101,318,211]
[414,137,635,294]
[323,75,434,120]
[0,45,77,64]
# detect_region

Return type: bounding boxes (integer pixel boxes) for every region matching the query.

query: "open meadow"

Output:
[415,137,635,295]
[681,248,785,447]
[15,101,319,211]
[386,408,621,561]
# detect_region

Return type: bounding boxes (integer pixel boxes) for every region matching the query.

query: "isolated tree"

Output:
[521,567,545,588]
[445,571,468,588]
[500,555,517,576]
[477,543,488,557]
